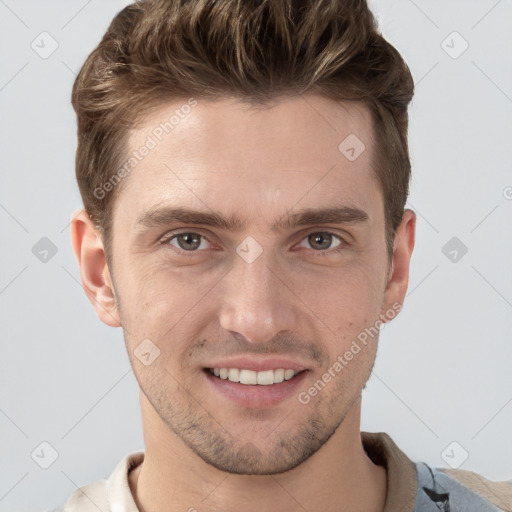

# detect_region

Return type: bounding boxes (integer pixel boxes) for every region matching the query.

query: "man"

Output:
[64,0,511,510]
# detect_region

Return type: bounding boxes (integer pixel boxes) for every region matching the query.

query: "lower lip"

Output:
[203,369,309,408]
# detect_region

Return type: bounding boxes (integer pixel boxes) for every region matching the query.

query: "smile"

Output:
[208,367,301,385]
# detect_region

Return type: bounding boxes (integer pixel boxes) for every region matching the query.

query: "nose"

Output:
[218,251,299,344]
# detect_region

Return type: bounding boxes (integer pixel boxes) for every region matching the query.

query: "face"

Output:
[86,94,412,475]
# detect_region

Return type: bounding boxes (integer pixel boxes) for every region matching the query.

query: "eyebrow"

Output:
[135,205,369,233]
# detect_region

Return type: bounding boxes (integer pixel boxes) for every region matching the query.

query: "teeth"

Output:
[240,369,257,385]
[228,368,240,382]
[209,367,300,385]
[273,369,285,383]
[257,369,274,385]
[284,369,295,380]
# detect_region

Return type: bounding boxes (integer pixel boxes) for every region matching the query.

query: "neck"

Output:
[129,393,387,512]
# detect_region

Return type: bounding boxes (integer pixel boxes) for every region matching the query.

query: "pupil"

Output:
[179,233,200,250]
[309,233,331,250]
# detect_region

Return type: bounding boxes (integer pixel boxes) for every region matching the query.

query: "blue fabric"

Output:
[415,462,503,511]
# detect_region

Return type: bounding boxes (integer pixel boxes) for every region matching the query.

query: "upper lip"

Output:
[204,356,308,373]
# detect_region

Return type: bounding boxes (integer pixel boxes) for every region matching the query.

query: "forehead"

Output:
[113,94,380,229]
[131,93,373,164]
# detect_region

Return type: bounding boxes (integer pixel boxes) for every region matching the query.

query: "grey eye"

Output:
[169,233,208,251]
[300,232,342,251]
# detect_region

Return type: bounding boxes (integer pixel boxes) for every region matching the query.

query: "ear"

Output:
[70,210,121,327]
[381,209,416,321]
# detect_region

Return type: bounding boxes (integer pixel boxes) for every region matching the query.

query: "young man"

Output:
[65,0,511,510]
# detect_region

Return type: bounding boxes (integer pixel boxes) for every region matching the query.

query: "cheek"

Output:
[116,261,219,354]
[122,259,205,313]
[292,258,384,321]
[290,261,386,365]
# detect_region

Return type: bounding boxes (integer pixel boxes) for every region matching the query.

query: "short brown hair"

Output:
[72,0,414,259]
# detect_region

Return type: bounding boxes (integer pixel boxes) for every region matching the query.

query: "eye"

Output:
[298,232,343,251]
[168,232,211,252]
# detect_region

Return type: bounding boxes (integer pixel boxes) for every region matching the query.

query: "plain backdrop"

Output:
[1,0,511,510]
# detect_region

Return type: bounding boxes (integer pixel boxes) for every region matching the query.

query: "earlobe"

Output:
[381,209,416,320]
[70,210,121,327]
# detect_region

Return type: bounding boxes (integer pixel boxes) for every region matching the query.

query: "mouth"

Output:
[205,367,305,385]
[202,367,309,407]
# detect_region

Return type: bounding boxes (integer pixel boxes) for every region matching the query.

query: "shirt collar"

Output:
[361,431,417,512]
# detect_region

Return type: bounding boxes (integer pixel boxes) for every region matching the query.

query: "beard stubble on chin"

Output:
[142,386,347,475]
[137,357,372,476]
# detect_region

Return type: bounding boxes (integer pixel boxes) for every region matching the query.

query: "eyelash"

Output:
[159,230,348,256]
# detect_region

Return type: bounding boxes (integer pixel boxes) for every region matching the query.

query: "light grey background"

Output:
[1,0,511,510]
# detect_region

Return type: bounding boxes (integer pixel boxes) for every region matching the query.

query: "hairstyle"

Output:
[71,0,414,260]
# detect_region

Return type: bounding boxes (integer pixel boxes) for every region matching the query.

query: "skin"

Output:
[72,93,415,512]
